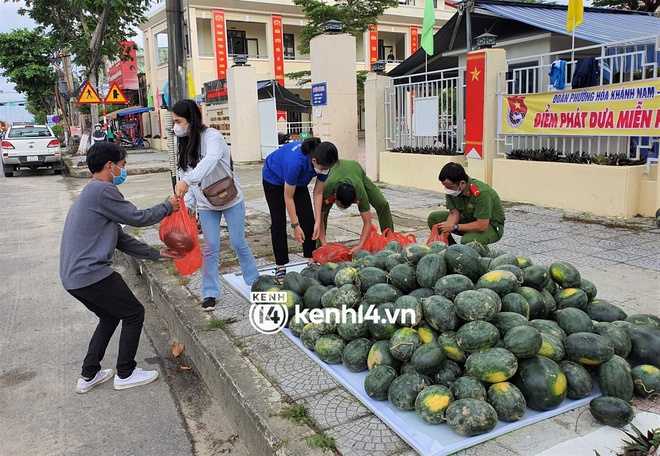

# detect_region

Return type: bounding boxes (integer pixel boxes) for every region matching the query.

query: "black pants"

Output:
[67,272,145,379]
[263,179,316,265]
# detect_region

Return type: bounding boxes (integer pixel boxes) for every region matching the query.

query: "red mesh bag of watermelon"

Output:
[362,225,383,254]
[313,243,353,264]
[382,228,417,247]
[427,223,450,245]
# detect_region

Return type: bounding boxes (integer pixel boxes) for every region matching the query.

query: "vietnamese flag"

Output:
[465,51,486,159]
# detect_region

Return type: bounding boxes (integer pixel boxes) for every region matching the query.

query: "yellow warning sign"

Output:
[104,83,128,104]
[77,82,101,104]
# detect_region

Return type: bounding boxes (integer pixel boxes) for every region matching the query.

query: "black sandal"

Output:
[275,266,286,283]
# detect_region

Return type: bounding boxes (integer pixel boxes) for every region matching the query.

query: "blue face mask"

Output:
[111,163,127,185]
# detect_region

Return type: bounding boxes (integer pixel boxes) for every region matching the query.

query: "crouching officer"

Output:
[427,162,505,246]
[319,159,394,254]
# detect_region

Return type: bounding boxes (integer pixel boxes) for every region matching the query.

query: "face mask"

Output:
[111,163,127,185]
[173,124,190,137]
[314,167,330,175]
[95,127,101,131]
[445,184,463,197]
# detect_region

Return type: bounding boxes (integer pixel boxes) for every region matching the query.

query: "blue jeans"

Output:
[199,201,259,299]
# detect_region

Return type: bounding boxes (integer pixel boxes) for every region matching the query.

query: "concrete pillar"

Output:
[227,65,261,162]
[465,48,506,185]
[364,73,390,181]
[310,33,358,161]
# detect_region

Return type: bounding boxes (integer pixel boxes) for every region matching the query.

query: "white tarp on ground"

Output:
[224,265,599,456]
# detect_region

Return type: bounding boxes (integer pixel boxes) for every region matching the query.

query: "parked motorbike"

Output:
[117,136,151,150]
[278,132,291,145]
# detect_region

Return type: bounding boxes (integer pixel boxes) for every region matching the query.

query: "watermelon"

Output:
[501,293,531,318]
[422,295,457,332]
[388,263,418,294]
[351,250,372,261]
[384,253,406,272]
[631,364,660,398]
[554,288,589,310]
[487,382,527,422]
[331,284,361,309]
[415,385,454,424]
[364,365,398,400]
[437,332,468,364]
[401,243,433,265]
[303,284,328,310]
[411,342,446,376]
[300,264,321,281]
[564,332,615,366]
[251,274,281,292]
[490,312,530,337]
[476,269,520,296]
[367,340,402,371]
[416,321,440,344]
[512,355,568,411]
[516,287,549,319]
[288,313,307,337]
[521,265,550,290]
[456,320,501,353]
[337,311,369,341]
[558,360,593,399]
[554,307,595,335]
[530,319,567,341]
[408,287,435,300]
[357,267,388,293]
[517,256,533,269]
[320,287,340,309]
[579,278,598,301]
[444,244,486,282]
[389,327,422,361]
[383,240,403,253]
[465,240,489,257]
[367,302,401,341]
[388,372,431,411]
[446,399,498,436]
[549,261,581,288]
[597,355,634,401]
[363,283,402,306]
[626,325,660,366]
[434,274,475,301]
[318,262,340,286]
[465,347,518,383]
[300,323,322,350]
[454,289,501,322]
[393,295,423,326]
[504,325,543,358]
[589,397,634,428]
[537,332,566,363]
[342,338,373,372]
[311,309,338,335]
[585,299,628,322]
[334,266,359,288]
[431,359,463,388]
[353,255,377,269]
[416,253,447,289]
[492,264,524,284]
[315,334,346,363]
[283,271,308,295]
[624,314,660,328]
[594,322,631,358]
[450,376,487,401]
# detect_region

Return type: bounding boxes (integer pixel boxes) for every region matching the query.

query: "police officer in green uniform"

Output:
[427,162,505,246]
[319,159,394,254]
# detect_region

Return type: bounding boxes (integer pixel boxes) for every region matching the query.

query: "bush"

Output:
[505,148,646,166]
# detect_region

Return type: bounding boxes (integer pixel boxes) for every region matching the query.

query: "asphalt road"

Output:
[0,168,248,455]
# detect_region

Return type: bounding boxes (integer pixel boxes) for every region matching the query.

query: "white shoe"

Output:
[113,367,159,391]
[76,368,114,394]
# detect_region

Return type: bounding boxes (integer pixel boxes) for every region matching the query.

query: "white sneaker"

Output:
[113,367,159,391]
[76,368,114,394]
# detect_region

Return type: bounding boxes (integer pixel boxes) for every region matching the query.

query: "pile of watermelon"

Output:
[251,241,660,437]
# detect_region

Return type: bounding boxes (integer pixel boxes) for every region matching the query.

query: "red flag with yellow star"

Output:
[465,51,486,159]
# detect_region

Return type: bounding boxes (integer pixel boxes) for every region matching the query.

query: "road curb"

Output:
[122,253,326,456]
[63,156,171,178]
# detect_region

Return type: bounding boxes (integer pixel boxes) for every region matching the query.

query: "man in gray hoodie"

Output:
[60,142,181,393]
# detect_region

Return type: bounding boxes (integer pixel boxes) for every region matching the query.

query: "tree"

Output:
[0,29,57,120]
[15,0,152,126]
[292,0,400,55]
[592,0,658,12]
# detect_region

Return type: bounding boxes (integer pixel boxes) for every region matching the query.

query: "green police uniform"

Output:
[321,159,394,232]
[427,177,505,245]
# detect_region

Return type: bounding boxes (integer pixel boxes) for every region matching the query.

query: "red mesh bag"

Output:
[159,205,202,275]
[427,223,450,245]
[312,243,353,264]
[382,229,417,248]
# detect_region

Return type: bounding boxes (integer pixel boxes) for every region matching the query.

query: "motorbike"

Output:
[117,136,151,150]
[278,132,291,145]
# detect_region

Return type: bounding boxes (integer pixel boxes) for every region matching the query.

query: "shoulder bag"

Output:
[201,157,238,206]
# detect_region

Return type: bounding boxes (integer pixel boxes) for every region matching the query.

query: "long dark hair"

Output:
[300,137,338,166]
[173,99,207,170]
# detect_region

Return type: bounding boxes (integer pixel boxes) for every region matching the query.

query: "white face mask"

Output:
[173,124,190,137]
[445,185,463,197]
[315,167,330,175]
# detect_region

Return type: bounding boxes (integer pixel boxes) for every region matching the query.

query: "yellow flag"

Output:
[567,0,583,34]
[187,71,196,99]
[421,0,435,56]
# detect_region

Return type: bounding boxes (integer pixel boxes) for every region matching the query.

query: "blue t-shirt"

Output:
[262,141,328,187]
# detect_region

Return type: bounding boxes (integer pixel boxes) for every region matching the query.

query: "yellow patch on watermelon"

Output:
[552,373,568,395]
[642,365,660,374]
[483,270,504,282]
[417,327,435,344]
[367,350,383,370]
[578,358,602,366]
[538,341,555,357]
[485,372,508,383]
[423,394,451,413]
[561,288,578,297]
[491,382,510,393]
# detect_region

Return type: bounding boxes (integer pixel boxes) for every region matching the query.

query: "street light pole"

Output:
[166,0,187,104]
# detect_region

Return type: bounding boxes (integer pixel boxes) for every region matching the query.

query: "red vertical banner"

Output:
[411,27,419,54]
[369,24,378,65]
[465,51,486,159]
[213,10,228,79]
[272,15,285,86]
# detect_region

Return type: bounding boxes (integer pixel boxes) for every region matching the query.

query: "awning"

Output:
[108,106,154,119]
[479,2,660,45]
[257,80,312,114]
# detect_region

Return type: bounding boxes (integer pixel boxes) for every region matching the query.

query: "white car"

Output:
[1,124,62,177]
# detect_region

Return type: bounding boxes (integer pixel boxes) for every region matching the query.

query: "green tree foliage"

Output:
[592,0,658,12]
[292,0,400,54]
[285,69,370,93]
[0,28,56,120]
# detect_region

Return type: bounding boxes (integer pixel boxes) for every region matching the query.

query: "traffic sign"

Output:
[104,83,128,104]
[52,116,60,124]
[77,82,102,104]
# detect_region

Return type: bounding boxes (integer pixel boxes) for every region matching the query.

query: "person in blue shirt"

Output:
[262,137,338,282]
